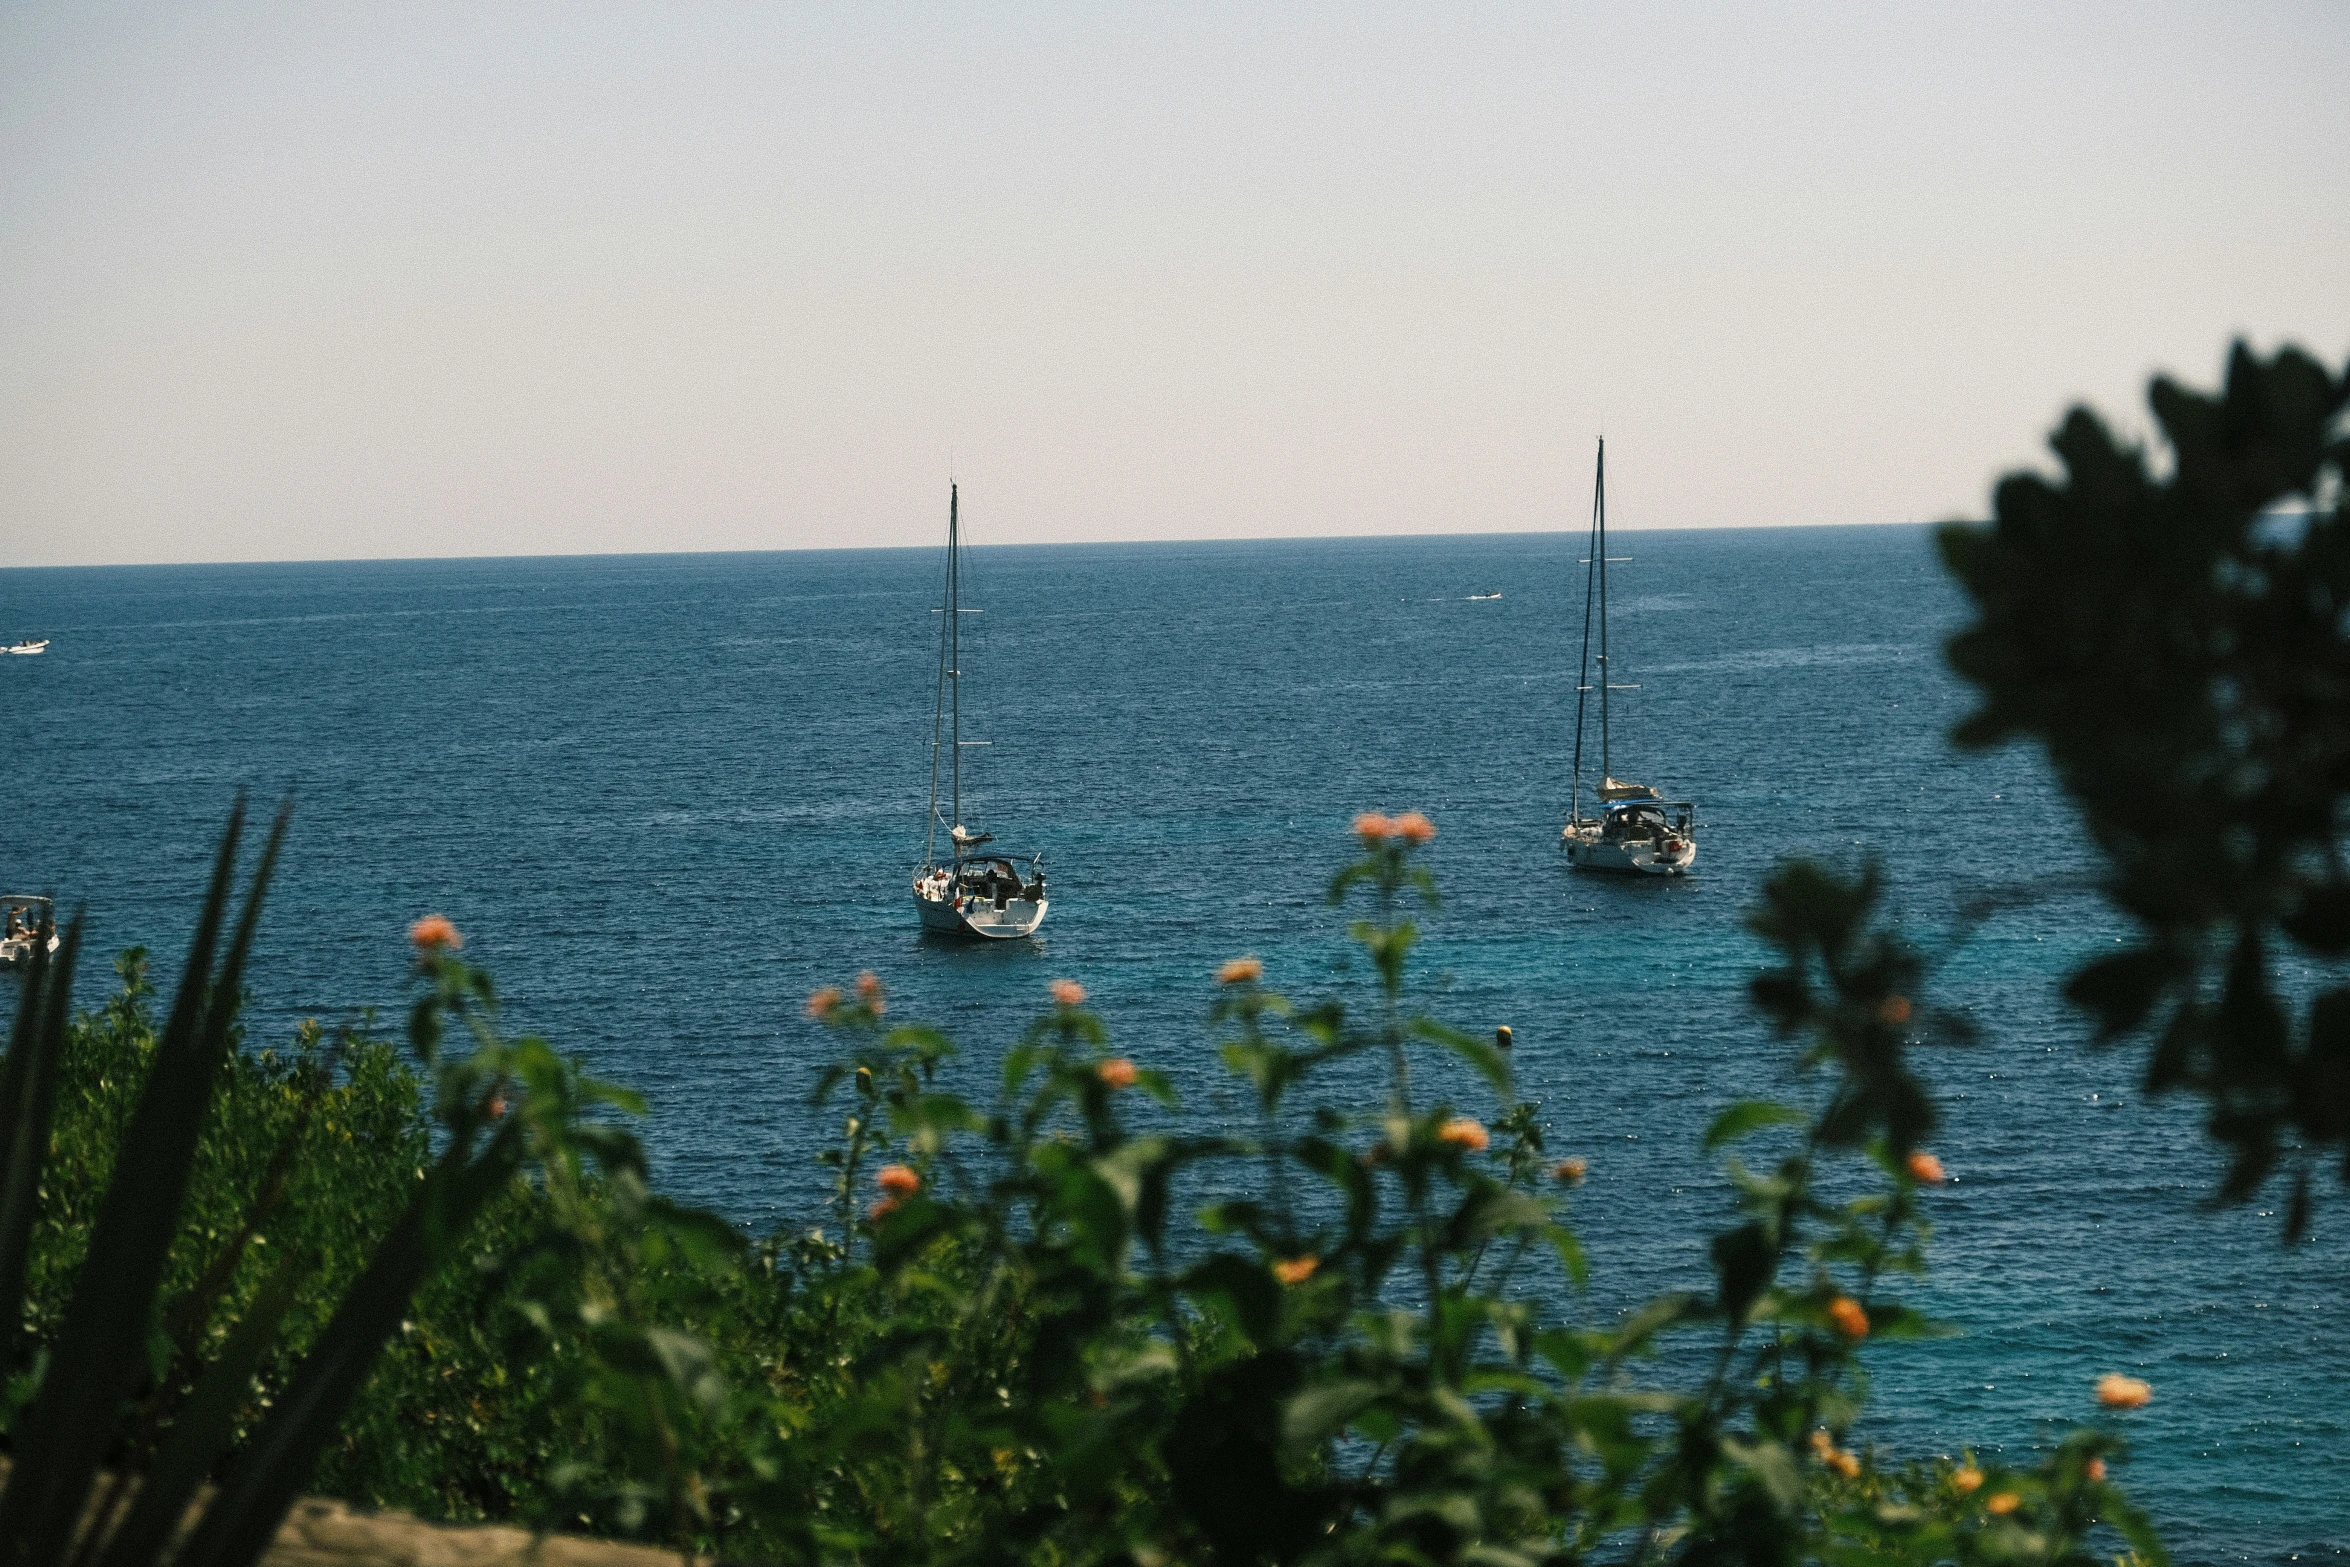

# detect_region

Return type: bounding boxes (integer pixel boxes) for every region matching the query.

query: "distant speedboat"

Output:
[5,640,48,655]
[1468,591,1503,601]
[911,483,1049,940]
[0,895,58,968]
[1559,440,1697,877]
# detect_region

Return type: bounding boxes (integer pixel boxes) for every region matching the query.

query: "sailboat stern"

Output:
[913,857,1050,939]
[1562,802,1696,877]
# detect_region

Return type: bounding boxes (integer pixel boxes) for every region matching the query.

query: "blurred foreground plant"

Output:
[1941,341,2350,1234]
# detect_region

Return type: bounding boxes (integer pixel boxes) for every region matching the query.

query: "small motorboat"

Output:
[5,639,48,655]
[0,895,59,968]
[1468,591,1503,601]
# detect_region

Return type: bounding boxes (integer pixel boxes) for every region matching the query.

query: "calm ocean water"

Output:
[2,526,2341,1560]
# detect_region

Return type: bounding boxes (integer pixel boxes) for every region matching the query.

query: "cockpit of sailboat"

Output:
[1598,800,1694,845]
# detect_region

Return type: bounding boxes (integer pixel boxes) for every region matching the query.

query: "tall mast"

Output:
[1595,438,1611,784]
[949,482,962,836]
[925,485,952,867]
[1570,442,1600,827]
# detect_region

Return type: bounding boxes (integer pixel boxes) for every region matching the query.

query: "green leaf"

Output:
[0,915,81,1392]
[93,1254,310,1567]
[0,800,284,1566]
[1410,1017,1513,1095]
[1720,1435,1803,1511]
[2063,947,2173,1039]
[1281,1378,1383,1446]
[1704,1100,1804,1151]
[1711,1222,1777,1322]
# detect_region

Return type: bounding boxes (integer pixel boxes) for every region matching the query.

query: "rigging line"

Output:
[949,481,962,833]
[1596,436,1612,786]
[1570,438,1600,827]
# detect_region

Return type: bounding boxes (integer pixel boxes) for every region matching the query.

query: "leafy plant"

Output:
[763,819,2165,1566]
[1939,341,2350,1232]
[0,802,723,1566]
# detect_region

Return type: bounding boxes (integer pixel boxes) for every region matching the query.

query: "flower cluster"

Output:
[1807,1428,1861,1480]
[409,914,462,953]
[2096,1373,2152,1409]
[1354,810,1436,845]
[1436,1116,1488,1152]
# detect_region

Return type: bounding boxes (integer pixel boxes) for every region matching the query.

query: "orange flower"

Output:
[1951,1464,1983,1495]
[2085,1456,2107,1483]
[1807,1429,1859,1478]
[409,914,462,952]
[856,971,887,1014]
[1097,1058,1139,1089]
[1551,1156,1588,1185]
[1437,1117,1489,1152]
[876,1163,921,1196]
[1877,994,1912,1026]
[1984,1492,2020,1516]
[866,1196,900,1222]
[805,985,844,1020]
[1218,955,1264,985]
[1826,1296,1870,1340]
[1272,1255,1319,1286]
[1391,811,1436,844]
[2095,1373,2152,1409]
[1050,978,1087,1007]
[1353,811,1394,842]
[1906,1150,1946,1184]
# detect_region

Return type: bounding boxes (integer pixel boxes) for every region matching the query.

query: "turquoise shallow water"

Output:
[2,525,2342,1560]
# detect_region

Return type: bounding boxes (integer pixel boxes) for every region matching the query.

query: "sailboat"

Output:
[1560,440,1697,876]
[911,483,1050,938]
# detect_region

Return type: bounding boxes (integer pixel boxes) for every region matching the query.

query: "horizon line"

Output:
[1,517,1956,575]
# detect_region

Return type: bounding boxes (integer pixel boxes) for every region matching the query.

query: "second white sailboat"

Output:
[1560,440,1698,876]
[911,483,1051,938]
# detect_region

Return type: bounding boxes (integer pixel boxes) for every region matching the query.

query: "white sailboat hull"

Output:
[1561,827,1695,877]
[913,886,1048,939]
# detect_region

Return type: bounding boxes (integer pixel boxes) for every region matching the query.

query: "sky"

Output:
[1,3,2344,567]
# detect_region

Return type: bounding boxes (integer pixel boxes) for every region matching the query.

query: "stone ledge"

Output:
[261,1493,702,1567]
[0,1460,705,1567]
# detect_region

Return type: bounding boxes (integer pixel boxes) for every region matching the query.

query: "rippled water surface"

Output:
[3,526,2342,1560]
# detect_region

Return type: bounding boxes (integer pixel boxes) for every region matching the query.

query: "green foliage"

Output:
[11,821,2166,1565]
[734,827,2161,1566]
[1939,341,2350,1232]
[0,804,740,1565]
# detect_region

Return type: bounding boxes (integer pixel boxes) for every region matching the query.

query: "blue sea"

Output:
[2,527,2342,1561]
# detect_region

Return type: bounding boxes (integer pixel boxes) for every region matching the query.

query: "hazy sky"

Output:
[2,3,2344,566]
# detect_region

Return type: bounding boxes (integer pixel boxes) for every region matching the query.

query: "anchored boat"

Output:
[911,484,1049,939]
[1559,440,1697,877]
[5,640,48,655]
